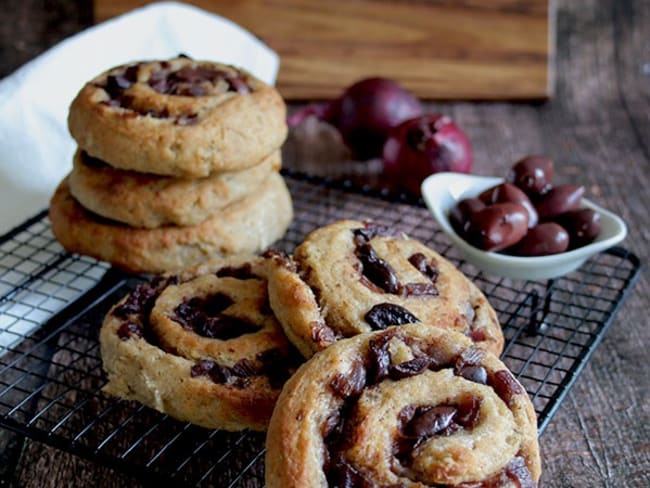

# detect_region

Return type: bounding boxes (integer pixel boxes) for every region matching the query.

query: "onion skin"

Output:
[336,78,422,160]
[382,114,473,195]
[287,77,422,161]
[286,102,337,128]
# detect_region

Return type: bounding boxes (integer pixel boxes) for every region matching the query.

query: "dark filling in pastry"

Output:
[263,248,298,272]
[352,224,440,300]
[394,396,483,465]
[352,224,496,344]
[102,92,199,125]
[321,329,534,487]
[467,305,487,344]
[98,60,250,125]
[116,322,142,340]
[215,263,260,280]
[111,273,298,389]
[364,303,420,330]
[489,370,524,407]
[408,252,439,282]
[311,320,338,347]
[148,65,250,96]
[407,252,440,296]
[104,64,139,99]
[172,293,260,340]
[190,348,294,389]
[350,223,493,345]
[355,241,401,294]
[113,276,179,324]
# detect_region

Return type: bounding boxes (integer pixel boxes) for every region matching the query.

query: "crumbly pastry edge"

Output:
[68,149,282,228]
[49,172,293,274]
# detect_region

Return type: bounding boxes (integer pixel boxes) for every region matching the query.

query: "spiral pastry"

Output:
[265,324,540,487]
[100,255,302,431]
[267,220,504,357]
[49,172,292,274]
[68,149,281,228]
[68,56,287,177]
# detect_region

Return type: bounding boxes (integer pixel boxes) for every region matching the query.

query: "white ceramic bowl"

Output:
[421,172,628,280]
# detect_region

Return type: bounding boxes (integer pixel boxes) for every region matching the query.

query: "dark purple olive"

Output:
[509,223,569,256]
[555,208,601,248]
[449,198,486,234]
[479,183,539,228]
[464,203,529,252]
[507,156,554,196]
[535,184,585,220]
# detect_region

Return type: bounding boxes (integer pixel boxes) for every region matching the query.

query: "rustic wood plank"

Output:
[14,441,141,488]
[533,2,650,484]
[93,0,553,100]
[0,0,92,79]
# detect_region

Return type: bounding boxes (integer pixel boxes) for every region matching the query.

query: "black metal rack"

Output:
[0,173,641,487]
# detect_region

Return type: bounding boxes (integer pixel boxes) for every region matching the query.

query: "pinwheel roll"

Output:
[100,255,302,431]
[265,324,540,487]
[267,220,504,358]
[68,56,287,177]
[68,149,281,228]
[50,172,292,274]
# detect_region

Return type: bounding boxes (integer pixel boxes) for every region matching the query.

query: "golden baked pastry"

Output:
[267,220,503,358]
[68,56,287,177]
[68,149,281,228]
[100,255,302,431]
[265,324,540,487]
[49,173,293,274]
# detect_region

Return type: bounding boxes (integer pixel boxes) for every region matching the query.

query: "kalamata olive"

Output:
[509,223,569,256]
[478,182,538,228]
[507,156,554,196]
[555,208,601,248]
[449,198,485,234]
[464,203,529,252]
[535,184,585,220]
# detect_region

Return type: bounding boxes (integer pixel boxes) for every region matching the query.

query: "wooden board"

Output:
[94,0,554,100]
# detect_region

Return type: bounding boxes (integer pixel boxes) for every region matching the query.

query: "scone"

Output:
[68,56,287,177]
[49,172,293,274]
[265,324,540,487]
[100,255,302,431]
[68,149,281,228]
[266,220,504,357]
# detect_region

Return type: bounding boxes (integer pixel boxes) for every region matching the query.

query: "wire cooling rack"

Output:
[0,172,641,487]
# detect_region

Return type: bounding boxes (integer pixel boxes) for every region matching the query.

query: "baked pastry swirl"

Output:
[49,172,293,274]
[100,255,302,431]
[265,324,540,487]
[68,149,281,228]
[68,56,287,177]
[267,220,504,357]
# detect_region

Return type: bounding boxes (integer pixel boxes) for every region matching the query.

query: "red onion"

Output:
[288,77,422,160]
[382,114,473,195]
[287,101,337,128]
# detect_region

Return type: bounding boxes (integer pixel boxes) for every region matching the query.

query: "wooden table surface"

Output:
[0,1,648,486]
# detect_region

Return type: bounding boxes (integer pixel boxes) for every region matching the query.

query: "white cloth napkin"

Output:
[0,1,279,235]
